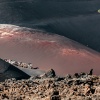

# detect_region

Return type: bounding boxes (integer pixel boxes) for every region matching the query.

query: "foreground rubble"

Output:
[0,69,100,100]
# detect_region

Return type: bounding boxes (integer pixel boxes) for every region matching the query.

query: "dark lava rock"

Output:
[52,91,59,95]
[74,80,82,85]
[88,69,93,75]
[50,91,61,100]
[67,80,73,86]
[0,58,30,82]
[73,73,80,78]
[65,74,72,80]
[55,77,65,81]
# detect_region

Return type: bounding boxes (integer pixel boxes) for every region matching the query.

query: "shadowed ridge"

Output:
[0,58,30,82]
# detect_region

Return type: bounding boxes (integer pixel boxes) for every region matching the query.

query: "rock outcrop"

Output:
[0,69,99,100]
[0,58,30,82]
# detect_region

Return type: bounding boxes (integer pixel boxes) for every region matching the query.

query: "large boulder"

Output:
[40,69,56,78]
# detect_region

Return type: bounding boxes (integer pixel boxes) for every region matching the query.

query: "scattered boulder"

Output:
[55,77,65,81]
[73,73,79,78]
[47,69,56,77]
[95,87,100,94]
[40,69,56,78]
[88,69,93,75]
[50,90,61,100]
[65,74,72,80]
[51,91,59,95]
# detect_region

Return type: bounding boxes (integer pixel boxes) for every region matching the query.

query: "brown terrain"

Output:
[0,68,100,100]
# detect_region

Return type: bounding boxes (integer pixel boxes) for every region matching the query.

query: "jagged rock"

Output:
[29,76,37,80]
[65,74,72,79]
[73,73,79,78]
[80,72,86,76]
[40,69,56,78]
[50,91,61,100]
[46,69,56,78]
[67,80,73,86]
[88,69,93,75]
[73,80,82,85]
[51,91,59,95]
[81,74,88,78]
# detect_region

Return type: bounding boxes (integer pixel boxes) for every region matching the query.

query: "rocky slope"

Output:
[0,68,100,100]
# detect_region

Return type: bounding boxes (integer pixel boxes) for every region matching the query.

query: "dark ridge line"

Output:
[0,58,30,82]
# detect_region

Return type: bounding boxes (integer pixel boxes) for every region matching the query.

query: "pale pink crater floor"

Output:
[0,24,100,75]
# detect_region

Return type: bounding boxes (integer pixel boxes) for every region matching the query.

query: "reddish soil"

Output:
[0,24,100,75]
